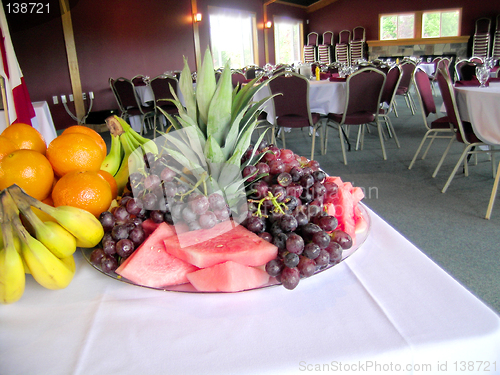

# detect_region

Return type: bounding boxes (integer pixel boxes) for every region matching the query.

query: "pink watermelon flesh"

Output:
[141,219,160,237]
[164,220,278,268]
[187,261,270,292]
[116,222,198,288]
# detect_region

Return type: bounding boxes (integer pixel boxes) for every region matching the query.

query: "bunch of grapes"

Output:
[89,152,230,273]
[241,141,353,290]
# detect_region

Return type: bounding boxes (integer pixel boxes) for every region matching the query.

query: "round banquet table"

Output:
[1,206,499,375]
[454,82,500,145]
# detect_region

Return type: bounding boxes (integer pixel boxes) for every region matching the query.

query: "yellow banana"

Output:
[8,185,104,248]
[60,254,76,273]
[13,194,77,259]
[113,114,159,155]
[101,133,123,176]
[0,203,26,304]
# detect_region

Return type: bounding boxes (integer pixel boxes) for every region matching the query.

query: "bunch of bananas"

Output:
[100,115,159,196]
[0,184,104,304]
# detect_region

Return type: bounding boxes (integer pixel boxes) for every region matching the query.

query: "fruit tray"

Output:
[81,204,371,293]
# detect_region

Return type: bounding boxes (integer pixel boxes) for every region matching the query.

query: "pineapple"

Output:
[153,48,272,222]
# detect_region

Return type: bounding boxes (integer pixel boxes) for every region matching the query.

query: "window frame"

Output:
[273,15,304,65]
[421,9,461,39]
[379,12,416,41]
[207,6,259,69]
[379,8,462,42]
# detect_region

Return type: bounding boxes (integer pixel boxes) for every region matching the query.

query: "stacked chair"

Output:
[472,17,491,60]
[304,32,319,64]
[318,31,334,65]
[349,26,366,63]
[335,30,351,66]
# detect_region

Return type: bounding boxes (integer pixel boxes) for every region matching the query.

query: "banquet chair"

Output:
[231,70,247,89]
[324,67,386,165]
[394,59,417,116]
[377,64,402,148]
[112,77,155,135]
[435,67,500,193]
[149,74,179,136]
[131,74,147,86]
[267,72,323,160]
[109,77,126,116]
[408,69,454,172]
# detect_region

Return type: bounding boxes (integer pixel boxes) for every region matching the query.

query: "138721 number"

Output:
[5,3,50,14]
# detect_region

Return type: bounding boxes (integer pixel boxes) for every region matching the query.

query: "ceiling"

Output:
[275,0,322,7]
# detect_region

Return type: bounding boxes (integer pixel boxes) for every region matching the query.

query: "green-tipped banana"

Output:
[0,196,26,304]
[110,115,159,155]
[14,218,74,290]
[101,133,123,176]
[8,185,104,248]
[13,194,77,259]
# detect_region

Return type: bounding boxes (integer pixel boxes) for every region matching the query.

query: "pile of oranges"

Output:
[0,123,117,218]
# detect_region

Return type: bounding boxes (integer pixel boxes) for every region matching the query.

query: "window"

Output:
[380,9,461,40]
[273,16,303,64]
[422,10,460,38]
[208,7,258,69]
[380,13,415,40]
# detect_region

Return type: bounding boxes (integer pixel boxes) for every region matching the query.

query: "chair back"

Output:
[413,69,437,118]
[109,77,125,113]
[436,67,469,144]
[231,70,247,88]
[342,67,386,122]
[397,60,417,91]
[113,77,142,111]
[268,72,313,127]
[380,64,402,106]
[149,74,178,108]
[132,75,147,86]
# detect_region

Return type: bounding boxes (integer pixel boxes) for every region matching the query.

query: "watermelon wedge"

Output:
[164,220,278,268]
[187,261,270,292]
[116,222,198,288]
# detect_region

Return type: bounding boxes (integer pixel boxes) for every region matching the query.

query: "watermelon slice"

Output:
[187,261,270,292]
[164,220,278,268]
[116,222,198,288]
[141,219,160,237]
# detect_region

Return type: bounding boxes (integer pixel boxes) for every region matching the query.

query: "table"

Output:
[0,101,57,144]
[255,79,347,124]
[418,62,435,77]
[1,206,499,375]
[455,82,500,145]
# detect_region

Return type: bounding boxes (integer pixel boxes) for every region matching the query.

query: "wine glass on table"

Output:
[476,66,489,88]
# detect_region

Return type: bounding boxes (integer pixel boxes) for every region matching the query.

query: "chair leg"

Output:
[376,120,387,160]
[311,125,316,160]
[433,137,456,178]
[384,116,400,148]
[442,144,474,193]
[409,131,432,170]
[485,160,500,219]
[323,125,329,154]
[339,125,348,165]
[355,125,363,150]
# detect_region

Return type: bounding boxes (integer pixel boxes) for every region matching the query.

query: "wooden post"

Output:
[0,76,10,126]
[59,0,85,123]
[191,0,202,71]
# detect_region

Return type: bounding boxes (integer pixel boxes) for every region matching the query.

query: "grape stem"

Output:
[178,171,208,200]
[248,191,286,218]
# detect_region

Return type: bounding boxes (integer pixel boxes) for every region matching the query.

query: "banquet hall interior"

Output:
[3,0,500,315]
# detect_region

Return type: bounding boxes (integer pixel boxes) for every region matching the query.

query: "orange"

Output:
[1,123,47,155]
[0,149,54,201]
[0,135,19,161]
[62,125,107,159]
[97,169,118,199]
[46,133,104,177]
[51,170,113,218]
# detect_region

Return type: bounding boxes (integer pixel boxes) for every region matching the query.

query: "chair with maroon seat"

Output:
[267,72,323,160]
[394,59,417,116]
[435,67,500,193]
[377,64,402,149]
[408,68,455,172]
[324,67,387,165]
[231,70,247,89]
[149,74,179,136]
[112,77,155,135]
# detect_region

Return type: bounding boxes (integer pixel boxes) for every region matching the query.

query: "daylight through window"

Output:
[208,7,258,69]
[274,16,303,64]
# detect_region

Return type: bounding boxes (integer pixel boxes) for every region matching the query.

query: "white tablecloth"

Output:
[1,206,499,375]
[0,101,57,144]
[455,82,500,145]
[255,79,347,124]
[419,62,435,76]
